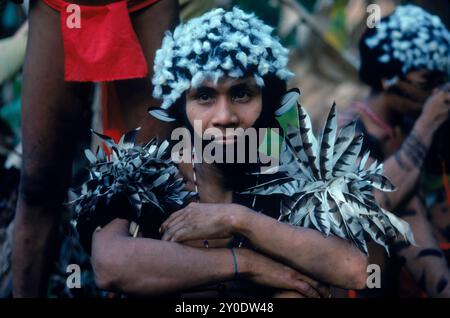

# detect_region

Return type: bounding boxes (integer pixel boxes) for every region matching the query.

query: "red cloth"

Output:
[42,0,157,82]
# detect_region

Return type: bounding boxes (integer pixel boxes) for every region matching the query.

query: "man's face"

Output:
[386,70,447,115]
[186,77,262,143]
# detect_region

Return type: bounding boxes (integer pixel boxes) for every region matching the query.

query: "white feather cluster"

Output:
[70,129,195,225]
[365,5,450,78]
[152,7,294,109]
[244,101,415,255]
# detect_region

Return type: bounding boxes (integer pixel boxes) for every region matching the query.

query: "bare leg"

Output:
[113,0,179,143]
[12,1,90,297]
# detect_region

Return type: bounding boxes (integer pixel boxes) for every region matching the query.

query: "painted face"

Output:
[186,77,262,144]
[387,70,448,115]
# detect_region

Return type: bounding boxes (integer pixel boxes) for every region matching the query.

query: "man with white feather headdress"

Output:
[74,7,414,297]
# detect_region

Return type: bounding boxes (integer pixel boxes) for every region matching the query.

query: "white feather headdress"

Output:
[243,95,415,255]
[365,5,450,78]
[152,7,294,110]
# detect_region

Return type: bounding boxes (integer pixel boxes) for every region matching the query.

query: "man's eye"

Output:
[198,93,213,103]
[233,90,251,102]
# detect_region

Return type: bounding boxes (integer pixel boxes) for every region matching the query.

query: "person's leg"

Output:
[113,0,179,143]
[12,1,89,297]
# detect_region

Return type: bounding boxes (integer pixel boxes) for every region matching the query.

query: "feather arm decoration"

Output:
[243,101,415,255]
[69,128,196,231]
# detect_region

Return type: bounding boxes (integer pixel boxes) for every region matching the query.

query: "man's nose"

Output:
[211,97,238,128]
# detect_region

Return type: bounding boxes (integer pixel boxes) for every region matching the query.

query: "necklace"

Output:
[353,101,401,149]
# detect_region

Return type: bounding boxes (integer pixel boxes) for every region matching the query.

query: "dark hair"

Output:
[358,22,403,92]
[256,73,288,129]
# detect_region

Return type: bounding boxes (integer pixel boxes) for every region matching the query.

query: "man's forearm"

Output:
[374,153,420,211]
[232,207,368,290]
[92,220,242,296]
[375,121,435,211]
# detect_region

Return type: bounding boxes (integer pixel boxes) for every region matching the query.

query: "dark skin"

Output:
[91,78,369,298]
[93,218,330,298]
[362,72,450,210]
[394,195,450,297]
[345,71,450,297]
[12,0,178,297]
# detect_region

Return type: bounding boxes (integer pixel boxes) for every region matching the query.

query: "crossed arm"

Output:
[93,219,331,297]
[92,203,369,296]
[93,219,242,296]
